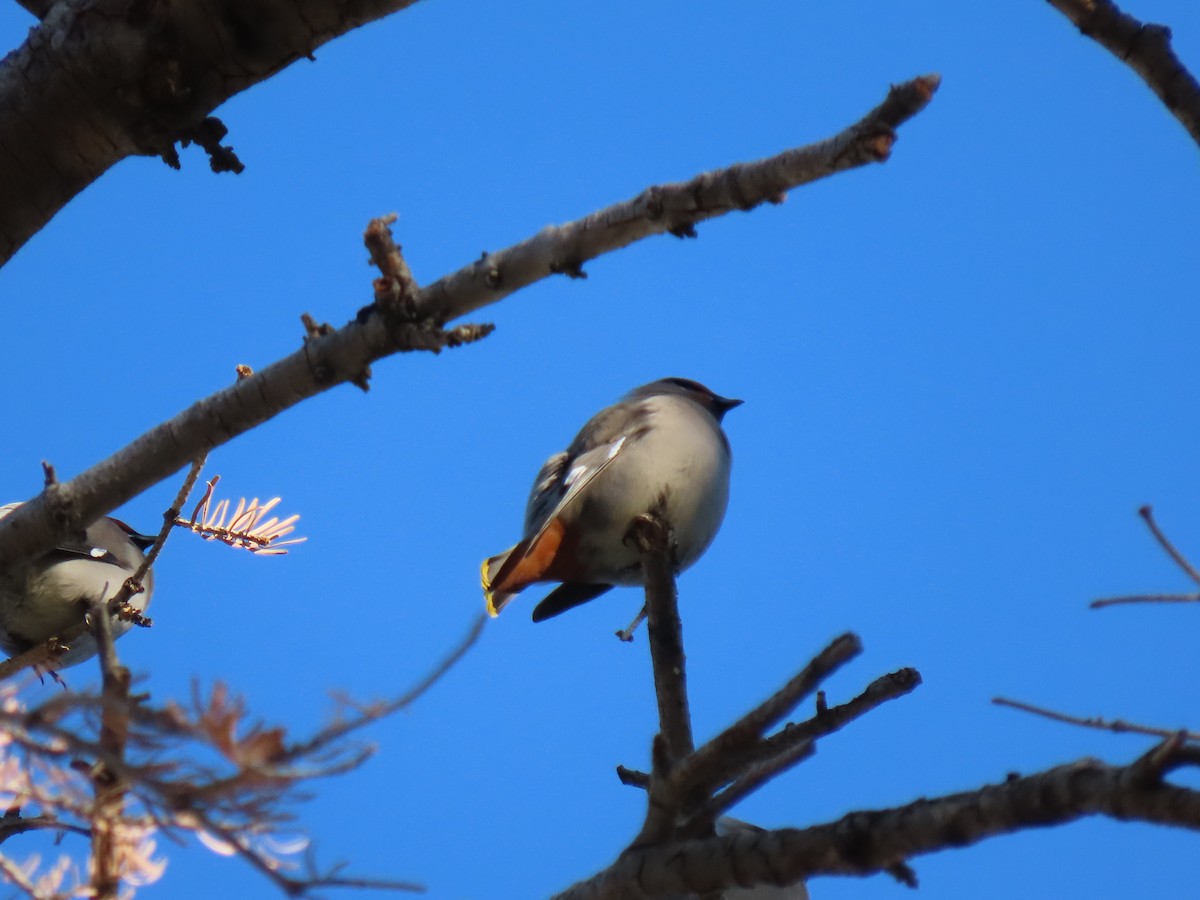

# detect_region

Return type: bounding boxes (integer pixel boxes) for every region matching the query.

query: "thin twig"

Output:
[553,750,1200,900]
[0,811,89,845]
[283,614,486,762]
[1091,506,1200,608]
[109,455,207,613]
[1138,505,1200,586]
[0,853,40,895]
[772,668,922,748]
[993,696,1200,742]
[1090,592,1200,609]
[697,739,816,827]
[668,634,862,805]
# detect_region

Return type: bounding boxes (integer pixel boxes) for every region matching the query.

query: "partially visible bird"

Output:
[482,377,741,621]
[715,817,810,900]
[0,503,156,668]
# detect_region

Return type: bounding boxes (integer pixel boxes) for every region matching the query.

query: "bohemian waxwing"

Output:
[482,377,740,621]
[0,503,155,668]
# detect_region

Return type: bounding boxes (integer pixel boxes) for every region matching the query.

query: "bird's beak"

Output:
[716,395,743,413]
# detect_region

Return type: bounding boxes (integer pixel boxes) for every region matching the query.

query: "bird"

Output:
[0,503,156,669]
[481,377,741,622]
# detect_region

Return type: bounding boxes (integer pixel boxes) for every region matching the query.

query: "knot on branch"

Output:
[358,216,497,356]
[300,313,370,391]
[158,117,245,173]
[365,214,419,318]
[179,117,245,174]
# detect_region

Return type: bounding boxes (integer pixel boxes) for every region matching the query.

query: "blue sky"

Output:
[2,1,1200,897]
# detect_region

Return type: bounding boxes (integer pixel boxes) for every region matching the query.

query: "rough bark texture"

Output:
[0,0,423,263]
[553,756,1200,899]
[0,75,939,575]
[1045,0,1200,148]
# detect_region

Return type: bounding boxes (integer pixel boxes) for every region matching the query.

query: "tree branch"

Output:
[993,696,1200,742]
[0,75,940,577]
[12,0,53,18]
[0,0,428,263]
[554,742,1200,899]
[629,514,693,766]
[1091,505,1200,608]
[88,594,131,900]
[1045,0,1200,148]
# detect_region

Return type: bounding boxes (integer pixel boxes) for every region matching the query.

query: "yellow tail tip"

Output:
[481,558,500,617]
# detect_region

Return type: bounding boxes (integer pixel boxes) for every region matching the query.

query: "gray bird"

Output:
[482,377,741,621]
[0,503,156,668]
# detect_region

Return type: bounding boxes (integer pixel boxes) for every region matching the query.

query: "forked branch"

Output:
[558,737,1200,899]
[1092,505,1200,608]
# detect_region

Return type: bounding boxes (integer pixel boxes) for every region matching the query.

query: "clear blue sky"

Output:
[1,1,1199,897]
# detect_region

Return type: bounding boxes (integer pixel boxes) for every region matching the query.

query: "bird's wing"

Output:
[531,583,614,622]
[523,432,634,548]
[522,451,570,535]
[0,503,129,568]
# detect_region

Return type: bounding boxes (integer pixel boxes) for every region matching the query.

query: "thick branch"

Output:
[13,0,53,17]
[0,0,425,263]
[553,751,1200,899]
[411,75,940,325]
[1045,0,1200,148]
[0,76,939,575]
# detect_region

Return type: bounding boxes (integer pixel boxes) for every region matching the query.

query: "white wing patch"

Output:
[522,434,634,551]
[565,436,624,490]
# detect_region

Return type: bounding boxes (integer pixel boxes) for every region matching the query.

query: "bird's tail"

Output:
[481,518,567,616]
[481,547,521,617]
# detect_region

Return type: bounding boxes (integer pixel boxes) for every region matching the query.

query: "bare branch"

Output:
[628,514,693,767]
[282,613,486,763]
[993,696,1200,742]
[1137,504,1200,585]
[1092,505,1200,608]
[411,75,941,326]
[0,0,428,262]
[0,75,940,577]
[1091,592,1200,609]
[1045,0,1200,148]
[0,615,485,897]
[698,739,815,826]
[0,810,89,845]
[89,592,136,900]
[554,748,1200,899]
[667,634,861,806]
